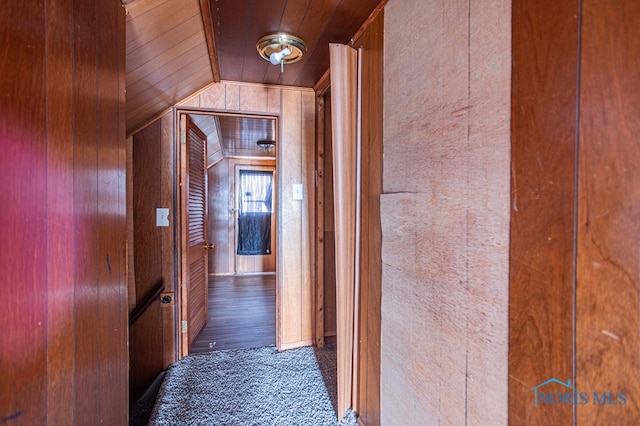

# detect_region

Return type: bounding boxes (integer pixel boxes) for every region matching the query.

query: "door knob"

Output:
[203,243,215,249]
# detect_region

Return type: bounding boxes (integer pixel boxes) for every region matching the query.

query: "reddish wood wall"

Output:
[129,113,177,399]
[0,0,128,424]
[510,0,640,423]
[576,1,640,422]
[510,0,579,422]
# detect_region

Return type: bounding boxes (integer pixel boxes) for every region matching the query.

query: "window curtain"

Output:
[237,170,273,255]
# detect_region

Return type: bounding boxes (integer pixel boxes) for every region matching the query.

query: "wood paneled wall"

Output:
[208,158,276,275]
[576,1,640,422]
[320,91,338,338]
[208,158,232,274]
[511,0,640,423]
[0,1,128,424]
[381,0,511,424]
[510,0,578,422]
[180,81,316,349]
[352,9,383,425]
[129,113,177,399]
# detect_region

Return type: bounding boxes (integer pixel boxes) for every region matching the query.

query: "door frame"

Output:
[174,108,280,358]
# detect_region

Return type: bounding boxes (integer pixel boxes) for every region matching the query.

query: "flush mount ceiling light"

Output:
[256,139,276,152]
[256,33,307,72]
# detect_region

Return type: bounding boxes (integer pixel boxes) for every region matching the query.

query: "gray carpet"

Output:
[148,344,358,426]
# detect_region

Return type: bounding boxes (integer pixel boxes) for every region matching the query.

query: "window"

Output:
[237,170,273,255]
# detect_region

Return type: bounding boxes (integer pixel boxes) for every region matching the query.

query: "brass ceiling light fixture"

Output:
[256,32,307,72]
[256,139,276,152]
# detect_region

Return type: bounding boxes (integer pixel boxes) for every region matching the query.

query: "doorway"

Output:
[178,111,278,355]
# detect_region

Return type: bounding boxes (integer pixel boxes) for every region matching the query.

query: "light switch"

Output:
[156,208,170,227]
[293,184,303,200]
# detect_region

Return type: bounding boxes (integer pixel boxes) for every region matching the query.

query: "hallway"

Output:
[190,274,276,354]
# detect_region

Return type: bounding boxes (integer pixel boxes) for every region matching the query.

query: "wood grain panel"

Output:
[239,84,270,113]
[125,0,213,135]
[576,1,640,422]
[208,159,231,274]
[125,0,200,53]
[73,1,100,423]
[510,0,579,423]
[0,1,48,423]
[280,89,304,344]
[160,114,176,297]
[315,91,327,347]
[45,0,75,423]
[2,1,127,423]
[131,120,165,397]
[126,43,209,99]
[96,2,127,423]
[382,0,510,424]
[322,92,337,338]
[301,90,316,342]
[352,9,383,424]
[199,80,228,109]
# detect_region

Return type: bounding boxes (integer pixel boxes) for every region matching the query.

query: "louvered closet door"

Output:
[185,117,208,349]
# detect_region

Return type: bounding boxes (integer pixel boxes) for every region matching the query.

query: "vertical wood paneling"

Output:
[73,0,100,423]
[208,159,231,273]
[1,1,48,423]
[239,84,269,112]
[160,115,176,297]
[576,1,640,422]
[1,1,127,423]
[225,84,241,110]
[510,0,579,423]
[96,1,126,423]
[118,9,128,418]
[45,0,75,423]
[352,9,383,424]
[301,91,316,342]
[129,111,176,396]
[280,89,304,344]
[199,83,226,109]
[268,87,282,114]
[131,120,165,396]
[323,92,337,338]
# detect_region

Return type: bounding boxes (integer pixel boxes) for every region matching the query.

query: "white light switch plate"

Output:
[293,184,303,200]
[156,208,170,227]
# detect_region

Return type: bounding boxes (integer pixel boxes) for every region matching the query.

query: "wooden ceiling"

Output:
[124,0,383,136]
[189,113,277,165]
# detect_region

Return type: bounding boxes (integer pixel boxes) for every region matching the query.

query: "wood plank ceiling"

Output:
[124,0,383,136]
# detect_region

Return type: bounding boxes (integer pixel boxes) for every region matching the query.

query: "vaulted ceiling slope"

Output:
[124,0,383,135]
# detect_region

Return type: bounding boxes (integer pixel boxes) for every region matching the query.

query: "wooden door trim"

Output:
[178,113,189,357]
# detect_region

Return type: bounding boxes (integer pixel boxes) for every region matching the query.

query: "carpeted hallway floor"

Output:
[133,344,356,426]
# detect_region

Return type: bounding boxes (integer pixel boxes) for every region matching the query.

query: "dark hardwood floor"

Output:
[190,274,276,354]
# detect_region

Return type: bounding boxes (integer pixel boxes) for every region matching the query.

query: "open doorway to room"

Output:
[178,111,278,354]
